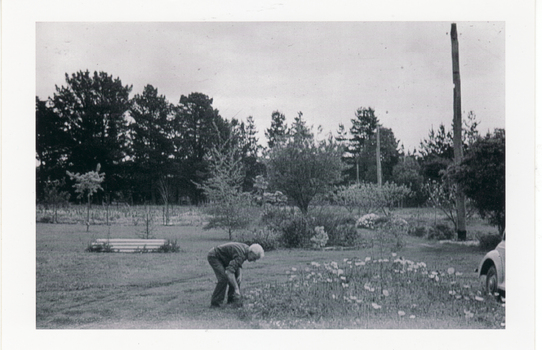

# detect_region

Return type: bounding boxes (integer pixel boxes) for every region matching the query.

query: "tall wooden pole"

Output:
[451,23,467,240]
[376,125,382,187]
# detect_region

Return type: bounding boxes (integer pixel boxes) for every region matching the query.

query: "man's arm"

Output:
[226,271,241,297]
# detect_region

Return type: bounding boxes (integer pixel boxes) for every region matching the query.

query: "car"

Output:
[476,232,505,299]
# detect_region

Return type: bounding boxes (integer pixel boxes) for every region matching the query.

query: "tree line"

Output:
[36,70,504,233]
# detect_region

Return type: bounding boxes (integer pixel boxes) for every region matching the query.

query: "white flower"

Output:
[475,296,484,302]
[409,315,416,319]
[398,311,406,316]
[365,257,371,262]
[291,267,297,271]
[382,290,389,297]
[371,302,382,309]
[392,253,397,257]
[447,267,455,275]
[337,269,344,275]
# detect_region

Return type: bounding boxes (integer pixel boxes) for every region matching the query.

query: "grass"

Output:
[36,205,504,329]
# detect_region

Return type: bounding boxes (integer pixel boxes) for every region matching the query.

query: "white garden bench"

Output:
[91,239,168,253]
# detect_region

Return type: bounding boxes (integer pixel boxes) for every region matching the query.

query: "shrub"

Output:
[356,213,379,229]
[332,224,360,246]
[408,225,428,237]
[310,226,329,248]
[38,216,54,224]
[308,207,358,246]
[86,242,114,253]
[157,240,181,253]
[371,216,409,252]
[478,233,502,251]
[260,206,297,230]
[281,215,314,248]
[236,227,282,251]
[426,223,455,240]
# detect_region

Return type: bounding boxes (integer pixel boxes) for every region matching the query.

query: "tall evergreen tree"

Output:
[36,97,71,200]
[128,84,174,202]
[265,111,288,149]
[344,107,379,183]
[51,70,132,200]
[172,92,229,204]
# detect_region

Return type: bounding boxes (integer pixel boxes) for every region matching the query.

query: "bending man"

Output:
[207,242,264,308]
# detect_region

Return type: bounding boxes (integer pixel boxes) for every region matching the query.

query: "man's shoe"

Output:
[210,303,221,308]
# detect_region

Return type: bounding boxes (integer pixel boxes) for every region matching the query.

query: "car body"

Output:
[476,233,505,297]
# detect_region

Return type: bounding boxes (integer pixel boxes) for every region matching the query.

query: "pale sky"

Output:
[36,21,505,152]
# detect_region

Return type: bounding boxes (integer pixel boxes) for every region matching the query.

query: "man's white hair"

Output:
[249,244,264,259]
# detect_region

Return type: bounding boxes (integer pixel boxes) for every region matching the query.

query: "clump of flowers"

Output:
[310,226,329,248]
[356,213,379,229]
[240,254,505,329]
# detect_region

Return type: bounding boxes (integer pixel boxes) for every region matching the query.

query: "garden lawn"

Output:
[36,222,504,329]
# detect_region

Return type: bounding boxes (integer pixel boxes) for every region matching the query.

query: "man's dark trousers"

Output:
[207,250,242,306]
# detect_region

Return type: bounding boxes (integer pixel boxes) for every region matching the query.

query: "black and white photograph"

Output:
[1,1,537,349]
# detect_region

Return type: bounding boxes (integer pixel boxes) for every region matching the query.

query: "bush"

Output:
[236,227,282,251]
[86,242,114,253]
[308,207,358,247]
[38,216,54,224]
[261,206,360,248]
[407,226,427,237]
[310,226,329,248]
[260,206,298,230]
[332,224,360,246]
[157,240,181,253]
[426,223,455,240]
[478,233,502,251]
[281,215,314,248]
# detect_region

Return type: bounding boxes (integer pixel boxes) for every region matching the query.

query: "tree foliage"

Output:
[333,182,412,216]
[448,129,505,234]
[266,114,344,214]
[172,92,230,204]
[197,135,250,240]
[265,110,288,149]
[52,70,132,196]
[340,107,400,184]
[66,164,105,231]
[41,178,71,223]
[129,84,174,202]
[392,156,426,206]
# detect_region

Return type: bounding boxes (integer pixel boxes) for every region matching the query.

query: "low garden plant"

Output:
[238,253,505,328]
